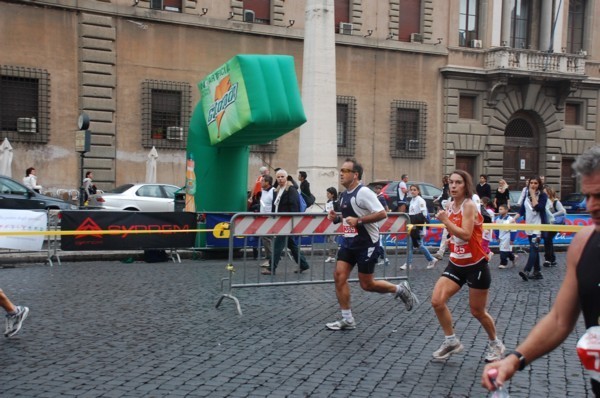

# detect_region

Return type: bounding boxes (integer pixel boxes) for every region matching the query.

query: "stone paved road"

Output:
[0,252,593,397]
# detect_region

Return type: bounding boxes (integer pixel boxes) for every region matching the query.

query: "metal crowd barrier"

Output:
[216,212,412,315]
[0,209,61,266]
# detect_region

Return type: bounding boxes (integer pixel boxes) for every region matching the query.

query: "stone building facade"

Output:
[0,0,598,198]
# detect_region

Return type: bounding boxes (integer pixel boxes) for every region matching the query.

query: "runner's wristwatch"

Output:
[508,350,527,371]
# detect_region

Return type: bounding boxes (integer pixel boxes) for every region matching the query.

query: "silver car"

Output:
[101,183,181,212]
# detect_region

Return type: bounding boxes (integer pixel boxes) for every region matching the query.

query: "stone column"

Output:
[501,0,512,46]
[540,0,552,51]
[297,0,338,207]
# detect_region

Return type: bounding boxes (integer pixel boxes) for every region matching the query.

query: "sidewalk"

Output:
[0,252,592,397]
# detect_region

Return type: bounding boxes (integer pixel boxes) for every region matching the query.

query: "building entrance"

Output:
[502,115,540,191]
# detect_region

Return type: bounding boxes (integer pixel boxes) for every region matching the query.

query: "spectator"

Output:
[494,204,518,269]
[515,176,548,281]
[259,175,275,268]
[298,171,315,208]
[480,197,495,261]
[493,179,510,212]
[402,184,437,270]
[22,167,42,193]
[83,171,97,204]
[396,174,409,212]
[248,166,269,210]
[324,187,341,263]
[373,184,390,212]
[542,186,565,268]
[476,174,492,199]
[433,175,450,211]
[261,169,310,275]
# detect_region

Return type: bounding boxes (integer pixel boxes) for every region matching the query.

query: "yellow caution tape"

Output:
[0,228,228,237]
[409,223,584,233]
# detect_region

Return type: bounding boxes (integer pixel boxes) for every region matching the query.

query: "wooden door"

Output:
[502,115,539,191]
[561,158,576,198]
[456,155,476,180]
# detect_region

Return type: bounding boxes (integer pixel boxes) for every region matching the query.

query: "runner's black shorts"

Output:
[441,259,491,289]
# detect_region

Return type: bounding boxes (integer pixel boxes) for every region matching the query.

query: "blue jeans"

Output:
[524,234,541,273]
[407,236,434,265]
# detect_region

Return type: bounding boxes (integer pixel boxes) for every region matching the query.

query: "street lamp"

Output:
[76,113,91,207]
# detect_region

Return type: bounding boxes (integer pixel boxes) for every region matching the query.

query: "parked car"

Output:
[368,181,442,213]
[562,193,587,214]
[0,175,78,210]
[100,183,181,211]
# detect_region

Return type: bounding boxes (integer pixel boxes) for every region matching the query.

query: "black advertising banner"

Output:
[60,211,197,251]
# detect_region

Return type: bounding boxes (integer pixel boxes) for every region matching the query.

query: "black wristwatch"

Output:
[508,350,527,371]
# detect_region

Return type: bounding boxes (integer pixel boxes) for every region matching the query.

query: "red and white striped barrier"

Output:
[230,213,408,237]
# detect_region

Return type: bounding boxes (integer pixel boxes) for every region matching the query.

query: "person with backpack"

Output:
[542,186,566,267]
[261,169,310,275]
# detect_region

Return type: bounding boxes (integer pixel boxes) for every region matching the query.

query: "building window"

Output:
[337,96,356,157]
[458,0,479,47]
[250,140,278,154]
[142,80,191,149]
[510,0,530,48]
[243,0,271,24]
[150,0,182,12]
[390,100,427,159]
[565,103,581,125]
[567,0,585,54]
[459,95,476,119]
[0,65,50,144]
[398,0,422,42]
[335,0,351,32]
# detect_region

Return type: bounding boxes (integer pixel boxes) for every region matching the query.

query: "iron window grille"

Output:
[142,80,191,150]
[250,140,278,154]
[0,65,50,144]
[390,100,427,159]
[337,96,356,157]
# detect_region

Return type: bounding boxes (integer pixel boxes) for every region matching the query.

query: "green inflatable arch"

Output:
[186,55,307,212]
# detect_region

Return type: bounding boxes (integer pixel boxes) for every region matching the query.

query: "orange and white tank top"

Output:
[448,199,488,267]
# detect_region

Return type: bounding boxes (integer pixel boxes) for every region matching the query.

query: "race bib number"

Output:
[342,218,358,237]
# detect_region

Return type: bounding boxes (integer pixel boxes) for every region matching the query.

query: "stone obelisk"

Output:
[297,0,337,206]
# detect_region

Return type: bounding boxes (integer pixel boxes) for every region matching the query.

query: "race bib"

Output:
[342,218,358,237]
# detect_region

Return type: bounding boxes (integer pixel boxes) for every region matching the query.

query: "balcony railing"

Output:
[484,47,586,75]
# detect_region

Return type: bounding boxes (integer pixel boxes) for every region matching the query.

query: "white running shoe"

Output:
[325,318,356,331]
[400,263,411,270]
[324,257,336,263]
[5,306,29,338]
[427,258,438,269]
[394,281,419,311]
[433,339,464,360]
[485,339,506,362]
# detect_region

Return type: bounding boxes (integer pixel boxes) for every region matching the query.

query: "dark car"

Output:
[562,193,587,214]
[0,175,77,210]
[368,181,442,213]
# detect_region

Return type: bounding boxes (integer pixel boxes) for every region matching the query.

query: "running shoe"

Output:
[325,318,356,331]
[260,260,270,268]
[394,281,419,311]
[427,259,438,269]
[485,339,506,362]
[498,264,508,269]
[324,257,336,263]
[400,263,412,270]
[5,306,29,338]
[432,339,464,359]
[543,261,551,268]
